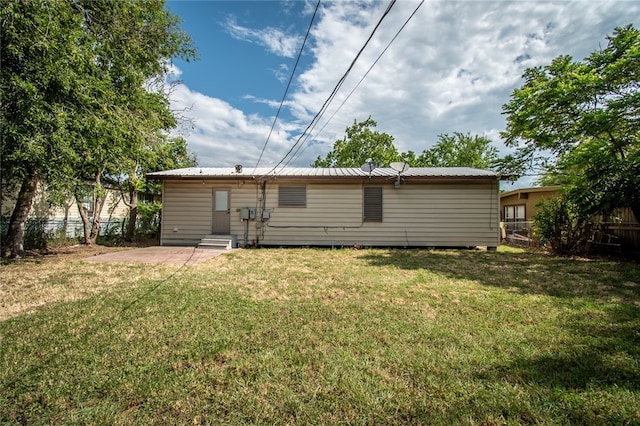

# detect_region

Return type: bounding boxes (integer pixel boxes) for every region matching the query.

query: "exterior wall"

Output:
[160,179,500,248]
[2,185,130,238]
[500,188,559,221]
[2,186,129,221]
[47,190,129,221]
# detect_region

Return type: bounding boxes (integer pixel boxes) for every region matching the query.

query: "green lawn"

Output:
[1,246,639,424]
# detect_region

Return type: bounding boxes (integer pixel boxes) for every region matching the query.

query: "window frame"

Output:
[503,204,525,222]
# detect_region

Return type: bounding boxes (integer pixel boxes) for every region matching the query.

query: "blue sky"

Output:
[164,0,638,188]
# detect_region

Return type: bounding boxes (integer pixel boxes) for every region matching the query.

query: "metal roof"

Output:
[147,166,498,180]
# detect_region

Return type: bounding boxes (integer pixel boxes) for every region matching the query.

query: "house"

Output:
[147,166,501,250]
[500,186,560,229]
[1,184,130,237]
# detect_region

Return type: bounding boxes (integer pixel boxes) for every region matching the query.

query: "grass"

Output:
[1,246,639,424]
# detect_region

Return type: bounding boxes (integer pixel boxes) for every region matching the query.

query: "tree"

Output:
[1,0,195,255]
[499,24,640,222]
[118,136,196,242]
[312,118,501,172]
[1,0,84,257]
[413,132,499,168]
[313,117,401,167]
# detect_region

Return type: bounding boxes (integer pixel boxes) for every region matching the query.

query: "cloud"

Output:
[286,1,638,162]
[168,74,313,168]
[273,63,290,83]
[169,1,638,188]
[223,16,302,58]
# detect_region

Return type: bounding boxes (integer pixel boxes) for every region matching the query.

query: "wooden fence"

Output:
[595,208,640,255]
[501,208,640,257]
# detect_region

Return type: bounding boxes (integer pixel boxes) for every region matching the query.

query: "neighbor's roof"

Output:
[147,166,499,180]
[500,185,561,198]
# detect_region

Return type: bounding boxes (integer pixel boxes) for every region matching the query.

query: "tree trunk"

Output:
[124,186,138,242]
[2,171,39,258]
[75,193,92,245]
[89,189,107,245]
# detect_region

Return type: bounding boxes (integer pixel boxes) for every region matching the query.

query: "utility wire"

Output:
[251,0,321,175]
[286,0,425,166]
[261,0,397,177]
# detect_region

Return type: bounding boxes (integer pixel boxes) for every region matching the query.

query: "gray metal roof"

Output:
[147,166,498,180]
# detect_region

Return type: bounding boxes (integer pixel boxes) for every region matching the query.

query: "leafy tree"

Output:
[499,24,640,222]
[118,136,196,242]
[413,132,499,168]
[1,0,195,255]
[313,117,401,167]
[1,0,84,257]
[313,119,499,170]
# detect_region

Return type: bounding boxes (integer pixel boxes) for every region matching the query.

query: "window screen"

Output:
[279,186,306,207]
[363,186,383,222]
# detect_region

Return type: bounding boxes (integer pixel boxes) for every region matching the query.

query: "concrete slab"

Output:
[83,246,228,266]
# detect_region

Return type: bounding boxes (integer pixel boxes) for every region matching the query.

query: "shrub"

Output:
[136,201,162,239]
[534,197,594,255]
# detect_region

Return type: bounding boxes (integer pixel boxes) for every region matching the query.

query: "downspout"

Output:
[160,180,165,246]
[256,180,267,246]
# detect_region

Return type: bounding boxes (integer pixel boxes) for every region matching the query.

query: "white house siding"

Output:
[159,179,500,248]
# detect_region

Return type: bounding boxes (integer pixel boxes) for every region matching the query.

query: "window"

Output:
[503,205,525,222]
[80,194,94,217]
[279,186,306,207]
[363,186,383,222]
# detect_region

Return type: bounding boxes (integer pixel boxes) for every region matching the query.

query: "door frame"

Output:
[212,187,231,234]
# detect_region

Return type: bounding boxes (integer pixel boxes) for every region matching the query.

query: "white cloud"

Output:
[169,80,301,167]
[273,63,290,83]
[170,1,638,188]
[223,16,302,58]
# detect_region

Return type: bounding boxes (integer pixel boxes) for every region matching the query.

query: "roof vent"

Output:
[235,164,243,173]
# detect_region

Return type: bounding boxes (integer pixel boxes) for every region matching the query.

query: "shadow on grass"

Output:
[358,248,640,305]
[361,248,640,401]
[476,302,640,389]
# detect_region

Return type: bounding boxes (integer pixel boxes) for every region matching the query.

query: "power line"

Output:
[262,0,397,177]
[286,0,425,166]
[251,0,321,175]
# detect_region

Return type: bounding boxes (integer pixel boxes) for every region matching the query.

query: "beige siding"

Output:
[2,186,129,221]
[500,188,559,221]
[162,181,211,245]
[160,179,500,248]
[47,190,129,220]
[261,182,499,247]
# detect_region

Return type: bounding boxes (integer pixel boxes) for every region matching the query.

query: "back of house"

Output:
[147,166,501,250]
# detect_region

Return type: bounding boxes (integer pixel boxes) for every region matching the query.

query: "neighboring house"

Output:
[499,185,640,255]
[500,186,560,230]
[147,166,501,250]
[1,184,130,237]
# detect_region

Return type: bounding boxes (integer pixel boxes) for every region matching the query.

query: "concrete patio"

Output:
[82,246,229,266]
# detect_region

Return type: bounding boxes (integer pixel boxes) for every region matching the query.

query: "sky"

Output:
[165,0,638,188]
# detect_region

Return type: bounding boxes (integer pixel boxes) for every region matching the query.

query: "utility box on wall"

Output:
[240,207,256,220]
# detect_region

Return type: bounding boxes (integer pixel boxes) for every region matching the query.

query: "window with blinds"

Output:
[278,186,306,207]
[363,186,383,222]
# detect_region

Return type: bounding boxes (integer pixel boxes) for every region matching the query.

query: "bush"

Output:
[534,197,594,255]
[136,201,162,239]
